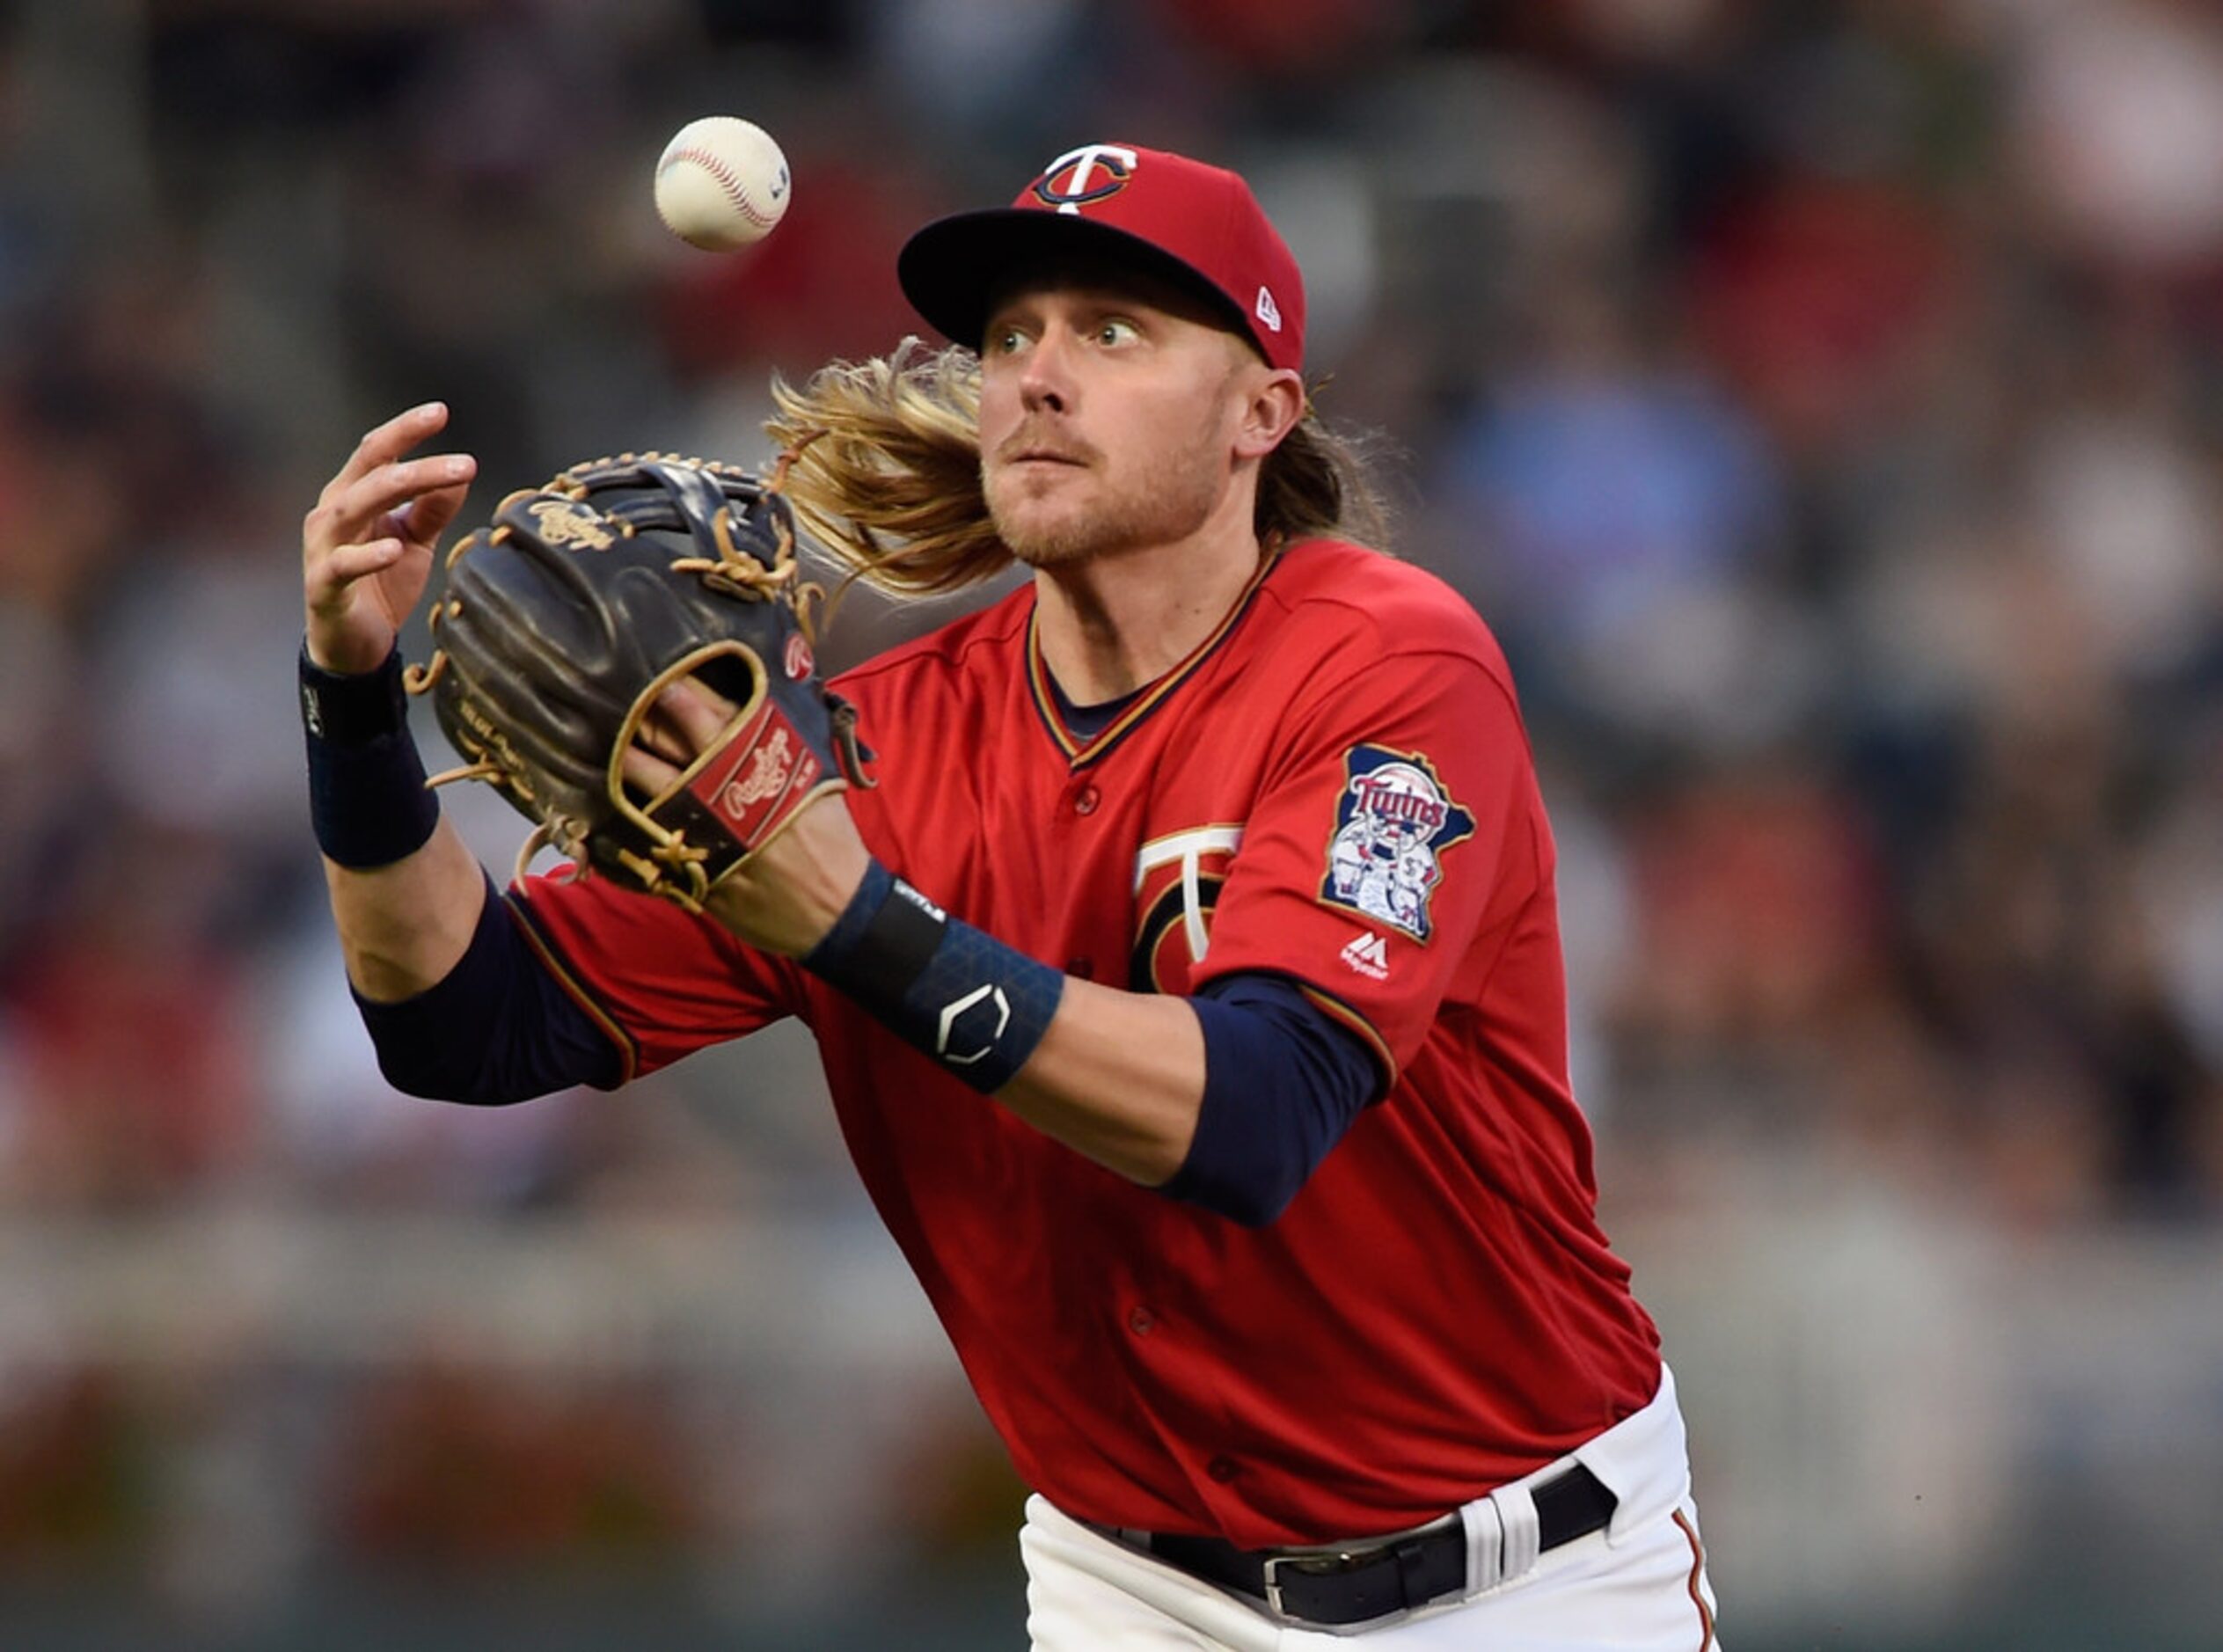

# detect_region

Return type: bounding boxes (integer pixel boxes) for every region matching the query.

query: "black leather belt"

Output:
[1089,1462,1617,1628]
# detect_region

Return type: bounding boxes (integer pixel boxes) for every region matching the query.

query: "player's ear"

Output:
[1232,365,1306,462]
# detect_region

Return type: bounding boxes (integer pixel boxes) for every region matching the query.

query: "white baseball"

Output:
[654,117,791,252]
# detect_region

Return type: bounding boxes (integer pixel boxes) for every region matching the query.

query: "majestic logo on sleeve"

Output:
[1032,144,1138,216]
[1320,747,1474,941]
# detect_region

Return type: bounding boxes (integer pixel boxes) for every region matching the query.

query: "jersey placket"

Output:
[1020,552,1281,771]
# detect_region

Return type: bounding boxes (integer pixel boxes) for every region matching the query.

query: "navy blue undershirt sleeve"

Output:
[1054,679,1378,1223]
[1159,971,1383,1227]
[354,875,625,1103]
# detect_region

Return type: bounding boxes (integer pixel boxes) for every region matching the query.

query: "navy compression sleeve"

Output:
[1159,973,1382,1228]
[353,875,624,1103]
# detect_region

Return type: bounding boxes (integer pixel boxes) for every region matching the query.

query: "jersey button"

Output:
[1206,1457,1239,1483]
[1073,785,1101,816]
[1127,1307,1155,1336]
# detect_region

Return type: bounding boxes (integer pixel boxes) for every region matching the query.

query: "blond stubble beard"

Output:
[984,391,1232,570]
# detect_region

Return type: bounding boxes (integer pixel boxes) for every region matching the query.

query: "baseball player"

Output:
[298,143,1722,1647]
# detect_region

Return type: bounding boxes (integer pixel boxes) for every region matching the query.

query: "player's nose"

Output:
[1017,325,1078,414]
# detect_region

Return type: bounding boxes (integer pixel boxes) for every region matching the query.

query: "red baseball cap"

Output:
[898,143,1305,373]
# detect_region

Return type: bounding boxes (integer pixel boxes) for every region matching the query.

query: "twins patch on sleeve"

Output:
[1319,744,1474,942]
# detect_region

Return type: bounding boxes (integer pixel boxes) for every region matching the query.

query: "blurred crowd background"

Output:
[1,0,2220,1647]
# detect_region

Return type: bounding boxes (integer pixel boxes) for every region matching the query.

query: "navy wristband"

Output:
[302,644,441,868]
[803,860,1064,1093]
[301,642,411,746]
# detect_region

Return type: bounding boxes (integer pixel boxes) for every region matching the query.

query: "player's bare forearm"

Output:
[302,399,488,1004]
[709,802,1203,1180]
[325,816,487,1003]
[995,983,1206,1187]
[624,681,1205,1181]
[698,790,1203,1181]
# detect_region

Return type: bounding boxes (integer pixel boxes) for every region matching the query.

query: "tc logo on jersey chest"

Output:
[1320,745,1473,942]
[1131,825,1243,990]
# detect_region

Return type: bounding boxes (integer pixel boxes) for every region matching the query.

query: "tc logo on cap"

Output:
[1032,144,1139,216]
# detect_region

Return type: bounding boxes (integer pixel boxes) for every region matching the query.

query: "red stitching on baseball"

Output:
[661,147,778,228]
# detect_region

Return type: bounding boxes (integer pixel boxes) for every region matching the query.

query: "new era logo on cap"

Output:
[896,143,1307,374]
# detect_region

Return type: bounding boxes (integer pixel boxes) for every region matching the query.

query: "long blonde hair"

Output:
[765,338,1390,596]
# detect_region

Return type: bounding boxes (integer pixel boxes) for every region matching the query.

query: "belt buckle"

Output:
[1260,1546,1364,1619]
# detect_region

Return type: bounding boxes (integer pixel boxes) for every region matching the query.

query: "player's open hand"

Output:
[303,401,478,675]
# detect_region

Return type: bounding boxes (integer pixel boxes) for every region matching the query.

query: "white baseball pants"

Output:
[1021,1367,1720,1650]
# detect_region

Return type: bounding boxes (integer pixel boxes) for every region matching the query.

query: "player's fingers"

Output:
[308,455,471,557]
[619,742,683,800]
[656,677,739,748]
[307,538,405,607]
[327,401,450,495]
[634,703,695,766]
[393,474,476,548]
[333,454,477,536]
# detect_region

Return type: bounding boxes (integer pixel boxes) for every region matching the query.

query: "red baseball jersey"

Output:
[514,538,1662,1546]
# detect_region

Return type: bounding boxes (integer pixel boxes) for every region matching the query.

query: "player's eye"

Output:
[1095,318,1141,347]
[988,325,1031,356]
